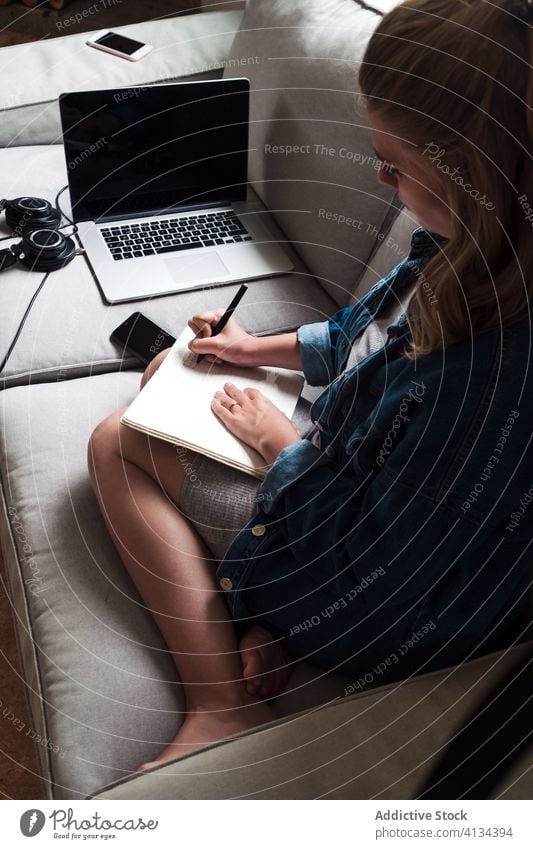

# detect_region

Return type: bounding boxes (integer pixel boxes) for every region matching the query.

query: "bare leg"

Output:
[142,353,293,702]
[88,351,274,771]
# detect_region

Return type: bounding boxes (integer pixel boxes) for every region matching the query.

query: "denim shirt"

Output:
[216,228,531,685]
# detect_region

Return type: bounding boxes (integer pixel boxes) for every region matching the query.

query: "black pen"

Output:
[196,283,249,364]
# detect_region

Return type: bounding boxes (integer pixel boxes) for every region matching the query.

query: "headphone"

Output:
[0,196,77,273]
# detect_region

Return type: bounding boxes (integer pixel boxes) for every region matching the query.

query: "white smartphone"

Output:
[86,30,152,62]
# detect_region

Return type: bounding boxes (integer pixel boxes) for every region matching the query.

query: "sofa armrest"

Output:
[0,9,243,148]
[90,642,533,800]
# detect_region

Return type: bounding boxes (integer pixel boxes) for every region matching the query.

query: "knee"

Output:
[87,409,124,483]
[140,347,172,389]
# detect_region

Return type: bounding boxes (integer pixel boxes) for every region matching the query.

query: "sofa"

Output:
[0,0,531,800]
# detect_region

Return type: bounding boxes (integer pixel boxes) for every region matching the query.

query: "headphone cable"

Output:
[0,272,50,380]
[55,185,78,236]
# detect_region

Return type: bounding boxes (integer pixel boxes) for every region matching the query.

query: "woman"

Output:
[88,0,533,771]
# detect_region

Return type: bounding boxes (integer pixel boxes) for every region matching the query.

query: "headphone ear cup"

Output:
[16,228,77,272]
[4,197,61,234]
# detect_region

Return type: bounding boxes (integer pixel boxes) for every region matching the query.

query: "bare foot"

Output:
[239,625,292,699]
[136,698,275,772]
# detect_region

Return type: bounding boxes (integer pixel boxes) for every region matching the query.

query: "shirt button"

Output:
[251,524,266,536]
[219,577,233,591]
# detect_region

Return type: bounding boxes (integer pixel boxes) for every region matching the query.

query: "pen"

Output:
[196,283,249,364]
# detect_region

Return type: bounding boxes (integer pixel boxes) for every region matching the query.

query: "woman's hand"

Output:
[187,310,259,366]
[212,382,302,465]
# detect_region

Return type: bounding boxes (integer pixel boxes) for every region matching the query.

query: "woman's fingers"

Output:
[212,386,246,410]
[192,311,221,324]
[211,384,267,435]
[211,396,238,422]
[187,318,207,336]
[189,318,212,338]
[188,309,225,338]
[211,397,225,423]
[222,382,249,407]
[212,384,266,411]
[212,390,229,408]
[187,316,217,355]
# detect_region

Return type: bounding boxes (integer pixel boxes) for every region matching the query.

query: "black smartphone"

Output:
[111,312,176,365]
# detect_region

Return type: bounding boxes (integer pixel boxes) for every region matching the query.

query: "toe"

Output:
[240,626,292,700]
[241,646,263,683]
[136,761,156,773]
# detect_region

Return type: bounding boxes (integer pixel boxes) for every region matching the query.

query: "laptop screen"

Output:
[59,79,250,222]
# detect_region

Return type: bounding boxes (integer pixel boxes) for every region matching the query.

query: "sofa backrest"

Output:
[223,0,413,307]
[0,11,244,149]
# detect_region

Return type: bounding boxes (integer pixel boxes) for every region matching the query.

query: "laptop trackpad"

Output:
[164,252,229,282]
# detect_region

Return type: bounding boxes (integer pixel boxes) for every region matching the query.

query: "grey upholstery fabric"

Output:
[92,641,533,800]
[223,0,401,307]
[0,370,345,799]
[0,146,336,390]
[0,12,244,148]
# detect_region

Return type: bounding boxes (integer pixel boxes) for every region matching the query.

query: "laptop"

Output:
[59,79,293,303]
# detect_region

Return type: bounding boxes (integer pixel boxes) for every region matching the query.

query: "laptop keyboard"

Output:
[99,209,253,261]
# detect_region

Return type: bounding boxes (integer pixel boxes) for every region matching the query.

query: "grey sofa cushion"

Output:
[223,0,403,307]
[0,370,180,798]
[0,11,244,148]
[0,370,344,799]
[0,145,336,389]
[350,206,417,303]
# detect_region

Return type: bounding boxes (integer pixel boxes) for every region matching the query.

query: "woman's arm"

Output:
[188,310,302,371]
[248,332,302,370]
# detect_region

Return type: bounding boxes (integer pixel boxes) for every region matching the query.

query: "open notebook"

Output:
[121,326,305,480]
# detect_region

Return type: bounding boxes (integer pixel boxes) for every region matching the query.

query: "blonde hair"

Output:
[359,0,533,357]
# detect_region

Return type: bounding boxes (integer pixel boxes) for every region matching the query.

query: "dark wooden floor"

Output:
[0,0,202,47]
[0,554,45,799]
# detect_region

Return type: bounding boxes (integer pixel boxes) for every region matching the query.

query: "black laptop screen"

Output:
[59,79,250,221]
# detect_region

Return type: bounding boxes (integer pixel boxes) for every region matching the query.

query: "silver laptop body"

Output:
[59,79,293,303]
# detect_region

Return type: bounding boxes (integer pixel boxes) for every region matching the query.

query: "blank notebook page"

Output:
[121,325,305,479]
